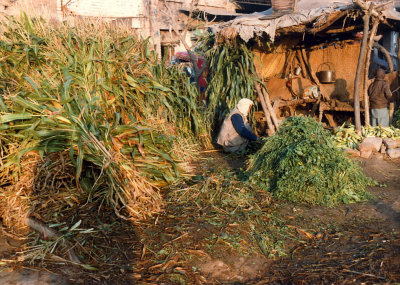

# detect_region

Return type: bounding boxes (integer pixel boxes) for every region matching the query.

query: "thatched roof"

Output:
[212,0,400,42]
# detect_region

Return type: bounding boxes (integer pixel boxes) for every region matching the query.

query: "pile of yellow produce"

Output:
[334,124,400,149]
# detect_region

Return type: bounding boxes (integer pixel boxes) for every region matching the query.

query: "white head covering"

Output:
[236,98,253,116]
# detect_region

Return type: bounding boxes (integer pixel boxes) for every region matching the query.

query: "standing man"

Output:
[217,98,258,153]
[368,68,392,127]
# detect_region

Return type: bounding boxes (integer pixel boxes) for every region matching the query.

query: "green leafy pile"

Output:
[246,116,373,206]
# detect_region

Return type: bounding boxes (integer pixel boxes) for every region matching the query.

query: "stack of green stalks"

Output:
[203,39,259,131]
[246,116,374,206]
[0,15,208,222]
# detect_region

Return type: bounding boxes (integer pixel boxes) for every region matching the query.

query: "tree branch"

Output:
[373,42,394,72]
[363,18,379,126]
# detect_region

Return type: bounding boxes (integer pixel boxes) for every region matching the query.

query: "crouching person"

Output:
[217,98,258,153]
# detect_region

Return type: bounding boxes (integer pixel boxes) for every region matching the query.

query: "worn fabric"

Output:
[368,69,392,109]
[217,102,255,152]
[236,98,254,117]
[231,114,258,141]
[223,143,248,153]
[371,108,389,127]
[211,0,400,43]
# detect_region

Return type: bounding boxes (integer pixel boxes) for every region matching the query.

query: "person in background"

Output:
[368,68,392,127]
[217,98,258,153]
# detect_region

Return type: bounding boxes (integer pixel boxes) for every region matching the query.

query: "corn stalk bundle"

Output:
[334,123,400,149]
[0,15,206,221]
[151,57,210,146]
[204,41,258,131]
[246,116,373,206]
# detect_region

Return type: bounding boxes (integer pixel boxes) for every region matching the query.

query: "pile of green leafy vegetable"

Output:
[246,116,374,206]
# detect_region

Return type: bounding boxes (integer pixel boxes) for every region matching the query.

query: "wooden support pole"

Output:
[308,11,347,34]
[261,85,280,129]
[319,102,325,122]
[300,48,319,85]
[255,83,275,135]
[272,98,281,114]
[296,49,307,78]
[363,19,379,127]
[283,50,295,78]
[353,12,371,133]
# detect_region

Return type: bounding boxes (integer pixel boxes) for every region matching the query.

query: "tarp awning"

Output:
[180,8,244,17]
[211,0,400,42]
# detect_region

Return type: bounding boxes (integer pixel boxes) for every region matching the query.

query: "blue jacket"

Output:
[231,114,258,141]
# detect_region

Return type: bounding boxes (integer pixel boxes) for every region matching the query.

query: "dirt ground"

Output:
[175,152,400,284]
[0,152,399,284]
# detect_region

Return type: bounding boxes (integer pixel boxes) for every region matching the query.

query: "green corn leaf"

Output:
[0,113,33,123]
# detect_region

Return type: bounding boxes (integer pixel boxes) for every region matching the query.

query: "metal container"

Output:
[317,70,336,83]
[316,62,336,83]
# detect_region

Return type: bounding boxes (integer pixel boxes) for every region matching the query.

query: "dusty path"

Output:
[250,155,400,284]
[157,151,400,284]
[0,152,399,284]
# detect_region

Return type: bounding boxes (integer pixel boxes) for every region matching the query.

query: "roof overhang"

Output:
[212,0,400,42]
[180,8,244,17]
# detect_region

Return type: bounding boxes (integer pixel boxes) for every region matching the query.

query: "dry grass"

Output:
[0,152,40,233]
[216,27,239,44]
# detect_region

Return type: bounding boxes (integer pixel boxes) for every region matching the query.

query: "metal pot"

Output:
[316,70,336,83]
[316,62,336,83]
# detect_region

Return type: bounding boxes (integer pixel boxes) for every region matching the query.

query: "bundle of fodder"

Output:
[201,36,259,131]
[246,116,373,206]
[0,15,207,225]
[334,123,400,149]
[152,56,210,146]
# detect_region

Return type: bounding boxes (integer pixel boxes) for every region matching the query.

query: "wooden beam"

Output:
[325,26,357,34]
[324,113,338,127]
[296,49,308,78]
[353,12,371,133]
[272,97,281,114]
[255,83,275,135]
[261,85,280,129]
[363,19,379,127]
[283,50,295,78]
[276,25,306,36]
[307,11,347,34]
